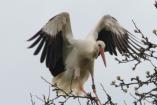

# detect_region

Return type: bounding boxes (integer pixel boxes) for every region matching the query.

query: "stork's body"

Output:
[28,12,144,95]
[53,39,100,94]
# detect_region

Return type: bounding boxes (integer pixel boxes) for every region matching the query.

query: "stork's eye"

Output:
[98,44,101,47]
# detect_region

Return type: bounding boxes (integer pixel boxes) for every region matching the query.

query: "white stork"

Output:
[28,12,143,95]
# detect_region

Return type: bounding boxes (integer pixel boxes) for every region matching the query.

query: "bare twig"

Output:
[112,20,157,105]
[30,93,35,105]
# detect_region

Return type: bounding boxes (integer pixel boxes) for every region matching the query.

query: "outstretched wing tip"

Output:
[28,12,74,76]
[95,15,144,58]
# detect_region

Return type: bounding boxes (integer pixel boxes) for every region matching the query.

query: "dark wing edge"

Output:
[27,12,73,76]
[96,15,146,59]
[97,28,145,59]
[27,30,65,76]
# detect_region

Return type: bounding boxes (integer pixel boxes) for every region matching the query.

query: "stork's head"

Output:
[96,41,107,67]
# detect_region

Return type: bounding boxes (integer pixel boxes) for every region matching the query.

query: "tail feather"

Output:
[52,73,81,95]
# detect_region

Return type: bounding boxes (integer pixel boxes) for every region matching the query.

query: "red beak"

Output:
[99,48,107,67]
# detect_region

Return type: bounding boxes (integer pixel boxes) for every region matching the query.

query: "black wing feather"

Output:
[27,31,41,41]
[28,35,42,48]
[28,30,65,76]
[46,43,51,67]
[40,40,48,63]
[97,27,144,58]
[97,28,119,55]
[34,37,45,55]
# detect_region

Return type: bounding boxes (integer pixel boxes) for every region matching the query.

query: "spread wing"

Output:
[91,15,144,58]
[28,12,73,76]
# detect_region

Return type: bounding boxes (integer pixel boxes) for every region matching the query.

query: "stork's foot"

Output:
[92,84,98,97]
[92,84,103,105]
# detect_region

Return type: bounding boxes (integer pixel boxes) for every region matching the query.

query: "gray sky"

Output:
[0,0,156,105]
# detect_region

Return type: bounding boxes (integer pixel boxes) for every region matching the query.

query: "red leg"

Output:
[91,77,103,105]
[74,69,88,95]
[76,76,87,95]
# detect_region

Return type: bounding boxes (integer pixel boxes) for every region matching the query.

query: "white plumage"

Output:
[28,12,143,95]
